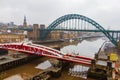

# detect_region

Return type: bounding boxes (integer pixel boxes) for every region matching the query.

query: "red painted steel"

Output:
[0,43,92,65]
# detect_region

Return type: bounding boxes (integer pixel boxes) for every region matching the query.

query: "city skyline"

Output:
[0,0,120,29]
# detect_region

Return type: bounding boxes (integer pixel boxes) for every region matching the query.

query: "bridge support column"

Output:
[107,61,112,79]
[91,59,96,71]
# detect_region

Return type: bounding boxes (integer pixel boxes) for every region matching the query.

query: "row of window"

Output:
[0,35,25,38]
[0,39,24,43]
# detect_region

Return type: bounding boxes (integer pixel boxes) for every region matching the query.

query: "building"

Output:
[40,24,45,29]
[33,24,39,41]
[23,15,27,27]
[0,32,25,43]
[8,22,15,26]
[50,31,62,40]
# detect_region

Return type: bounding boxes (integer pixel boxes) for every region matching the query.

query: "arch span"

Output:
[41,14,117,46]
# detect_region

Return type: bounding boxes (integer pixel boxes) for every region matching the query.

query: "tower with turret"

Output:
[23,15,27,27]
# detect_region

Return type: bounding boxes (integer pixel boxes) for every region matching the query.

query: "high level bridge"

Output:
[8,14,120,46]
[40,14,120,47]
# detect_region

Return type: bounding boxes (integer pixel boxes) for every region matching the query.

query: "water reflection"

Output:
[61,38,106,59]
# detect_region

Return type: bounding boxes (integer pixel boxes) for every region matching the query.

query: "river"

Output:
[61,38,107,59]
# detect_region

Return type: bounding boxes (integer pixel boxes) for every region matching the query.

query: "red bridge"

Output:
[0,42,92,65]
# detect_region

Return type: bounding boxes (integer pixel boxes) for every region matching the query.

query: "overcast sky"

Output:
[0,0,120,29]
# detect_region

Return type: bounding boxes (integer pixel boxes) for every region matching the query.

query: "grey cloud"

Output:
[0,0,120,29]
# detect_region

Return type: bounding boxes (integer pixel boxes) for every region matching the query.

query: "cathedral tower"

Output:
[23,15,27,27]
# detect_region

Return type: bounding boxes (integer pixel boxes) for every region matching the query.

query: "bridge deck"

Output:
[0,43,92,65]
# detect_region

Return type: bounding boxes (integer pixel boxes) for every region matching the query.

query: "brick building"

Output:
[0,33,25,43]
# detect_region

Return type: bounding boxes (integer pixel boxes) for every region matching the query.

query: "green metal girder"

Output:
[40,14,118,46]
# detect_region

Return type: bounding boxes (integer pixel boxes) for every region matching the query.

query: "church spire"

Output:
[23,15,27,27]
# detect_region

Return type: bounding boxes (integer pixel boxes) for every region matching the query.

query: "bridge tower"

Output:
[33,24,39,41]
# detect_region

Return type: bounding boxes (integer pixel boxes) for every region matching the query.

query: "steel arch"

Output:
[41,14,117,46]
